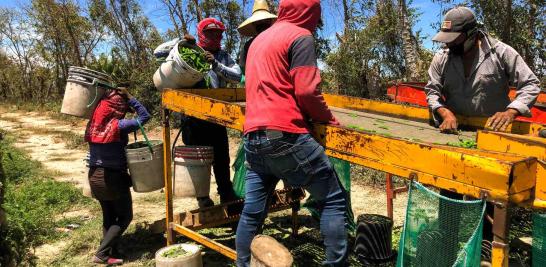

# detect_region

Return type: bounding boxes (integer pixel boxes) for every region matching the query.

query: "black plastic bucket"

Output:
[355,214,397,265]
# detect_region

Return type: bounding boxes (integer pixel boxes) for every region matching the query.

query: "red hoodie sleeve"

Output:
[289,36,339,125]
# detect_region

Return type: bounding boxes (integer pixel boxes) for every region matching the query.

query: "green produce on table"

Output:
[447,139,477,149]
[178,46,211,73]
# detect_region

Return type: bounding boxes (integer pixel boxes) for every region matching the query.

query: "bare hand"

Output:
[486,109,518,132]
[204,51,216,63]
[437,107,458,134]
[183,34,196,45]
[117,87,133,99]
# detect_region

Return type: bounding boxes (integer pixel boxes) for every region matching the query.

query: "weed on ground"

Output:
[0,130,91,266]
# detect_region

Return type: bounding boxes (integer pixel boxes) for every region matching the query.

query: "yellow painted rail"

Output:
[177,88,544,135]
[477,131,546,209]
[172,224,237,260]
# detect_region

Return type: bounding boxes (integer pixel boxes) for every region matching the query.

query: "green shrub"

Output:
[0,131,88,266]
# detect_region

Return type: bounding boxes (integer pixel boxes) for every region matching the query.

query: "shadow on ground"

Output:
[189,214,397,267]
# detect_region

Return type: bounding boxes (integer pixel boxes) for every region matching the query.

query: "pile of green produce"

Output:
[447,139,477,149]
[162,245,191,258]
[178,46,210,73]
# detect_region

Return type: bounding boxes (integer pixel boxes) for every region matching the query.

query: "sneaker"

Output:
[92,255,123,265]
[107,257,124,265]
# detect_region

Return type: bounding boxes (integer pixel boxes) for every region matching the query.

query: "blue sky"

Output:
[0,0,456,51]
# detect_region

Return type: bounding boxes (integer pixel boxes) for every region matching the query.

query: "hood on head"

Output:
[277,0,321,32]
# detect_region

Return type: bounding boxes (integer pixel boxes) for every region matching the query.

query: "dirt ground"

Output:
[0,106,408,266]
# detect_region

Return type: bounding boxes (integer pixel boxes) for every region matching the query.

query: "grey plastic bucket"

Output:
[153,41,207,90]
[126,140,165,193]
[173,146,213,198]
[61,66,114,118]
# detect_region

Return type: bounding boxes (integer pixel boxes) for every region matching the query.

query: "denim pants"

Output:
[235,132,348,267]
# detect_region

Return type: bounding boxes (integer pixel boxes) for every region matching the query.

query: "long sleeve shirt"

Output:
[425,33,541,119]
[196,50,242,88]
[244,15,337,135]
[89,98,151,170]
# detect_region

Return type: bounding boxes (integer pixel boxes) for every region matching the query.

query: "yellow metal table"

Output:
[161,88,543,266]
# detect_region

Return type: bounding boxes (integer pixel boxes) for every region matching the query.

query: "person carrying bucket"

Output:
[237,0,277,74]
[85,87,150,265]
[182,18,242,209]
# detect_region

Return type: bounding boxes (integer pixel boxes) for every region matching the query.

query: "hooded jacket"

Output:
[243,0,337,134]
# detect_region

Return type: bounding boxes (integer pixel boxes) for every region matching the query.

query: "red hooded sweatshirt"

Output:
[243,0,338,135]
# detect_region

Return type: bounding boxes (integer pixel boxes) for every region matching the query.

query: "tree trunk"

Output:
[524,0,537,71]
[191,0,203,22]
[398,0,420,80]
[175,0,189,35]
[501,0,513,43]
[60,0,83,66]
[342,0,351,34]
[165,0,182,36]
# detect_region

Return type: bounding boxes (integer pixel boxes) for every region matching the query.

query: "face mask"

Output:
[449,31,477,56]
[462,34,477,53]
[449,42,465,56]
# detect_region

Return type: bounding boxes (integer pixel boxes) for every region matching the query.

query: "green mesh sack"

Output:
[397,181,486,267]
[231,144,356,231]
[533,212,546,266]
[232,142,246,199]
[303,157,356,232]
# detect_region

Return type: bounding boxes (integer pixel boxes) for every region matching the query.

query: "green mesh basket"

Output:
[232,142,246,199]
[232,143,356,231]
[533,212,546,266]
[397,181,486,267]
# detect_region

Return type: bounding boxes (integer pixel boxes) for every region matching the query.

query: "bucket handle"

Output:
[137,119,155,155]
[85,78,117,108]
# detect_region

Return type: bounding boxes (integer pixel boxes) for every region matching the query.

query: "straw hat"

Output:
[237,0,277,37]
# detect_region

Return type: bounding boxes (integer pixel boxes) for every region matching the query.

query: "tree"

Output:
[162,0,191,36]
[324,0,429,98]
[27,0,102,94]
[89,0,160,69]
[398,0,421,80]
[0,8,44,100]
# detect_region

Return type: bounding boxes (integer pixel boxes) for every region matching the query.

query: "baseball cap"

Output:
[433,6,477,43]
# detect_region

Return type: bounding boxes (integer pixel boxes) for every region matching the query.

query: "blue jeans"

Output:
[235,132,348,266]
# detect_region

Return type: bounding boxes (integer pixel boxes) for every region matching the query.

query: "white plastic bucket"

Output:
[153,41,207,90]
[173,146,214,198]
[126,140,165,193]
[155,243,203,267]
[61,66,114,118]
